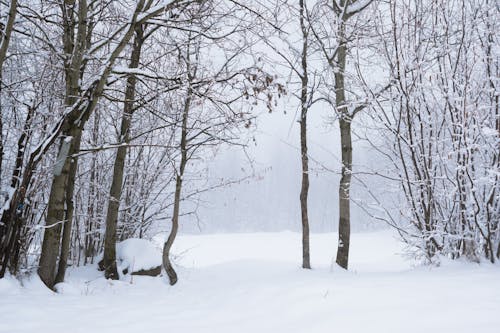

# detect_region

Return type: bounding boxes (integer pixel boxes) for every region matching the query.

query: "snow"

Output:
[112,67,159,79]
[0,186,15,216]
[115,238,162,274]
[1,230,500,333]
[482,126,498,137]
[346,0,373,15]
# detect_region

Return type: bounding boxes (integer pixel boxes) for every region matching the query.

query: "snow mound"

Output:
[54,282,81,295]
[116,238,162,274]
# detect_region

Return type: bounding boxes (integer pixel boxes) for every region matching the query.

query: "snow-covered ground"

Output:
[1,230,499,333]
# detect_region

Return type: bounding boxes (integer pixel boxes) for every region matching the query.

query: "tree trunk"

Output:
[38,129,82,288]
[335,19,352,270]
[336,119,352,269]
[163,85,192,286]
[54,132,81,284]
[163,174,181,285]
[298,0,310,269]
[299,109,311,269]
[103,25,143,280]
[84,113,100,265]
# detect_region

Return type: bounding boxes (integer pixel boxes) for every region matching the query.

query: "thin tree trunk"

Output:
[299,106,311,269]
[298,0,310,269]
[9,220,22,274]
[84,114,100,265]
[103,25,143,280]
[163,86,192,286]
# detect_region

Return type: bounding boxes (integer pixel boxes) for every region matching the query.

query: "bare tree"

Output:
[260,0,317,268]
[310,0,377,269]
[370,0,499,263]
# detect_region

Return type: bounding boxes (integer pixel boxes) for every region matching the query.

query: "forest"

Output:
[0,1,498,332]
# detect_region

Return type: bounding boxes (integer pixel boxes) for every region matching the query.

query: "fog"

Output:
[177,95,394,234]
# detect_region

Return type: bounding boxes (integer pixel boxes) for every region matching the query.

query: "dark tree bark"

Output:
[38,127,83,287]
[163,84,192,286]
[83,113,99,265]
[103,25,144,280]
[54,132,81,284]
[336,118,352,269]
[298,0,311,269]
[334,14,351,270]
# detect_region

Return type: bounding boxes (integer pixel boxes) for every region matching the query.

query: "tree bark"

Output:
[336,118,352,269]
[298,0,310,269]
[334,18,352,270]
[84,113,100,265]
[103,25,144,280]
[54,132,81,284]
[163,85,192,286]
[38,128,82,288]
